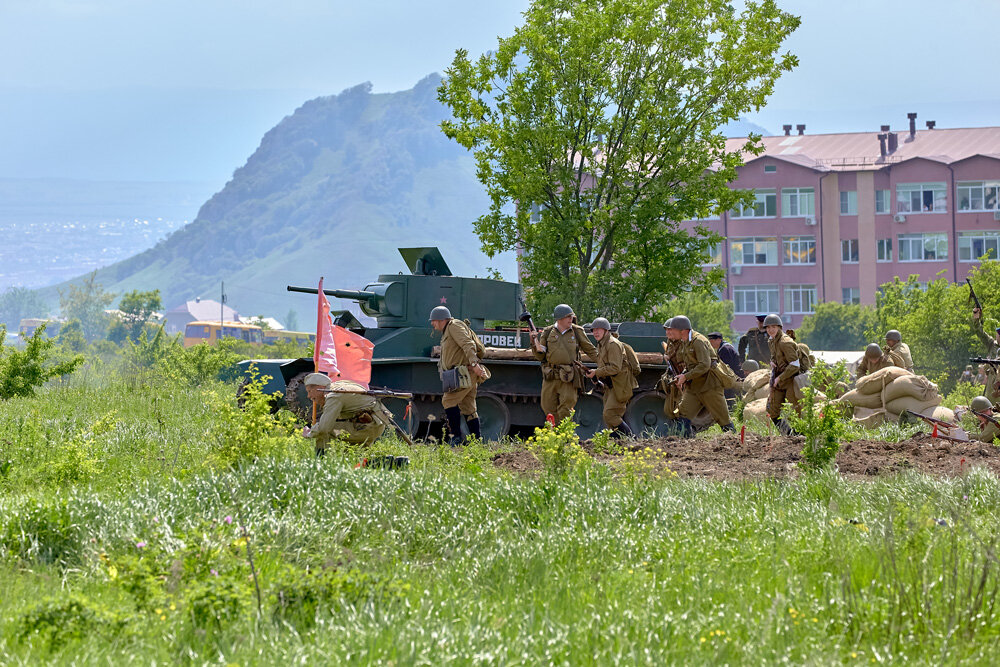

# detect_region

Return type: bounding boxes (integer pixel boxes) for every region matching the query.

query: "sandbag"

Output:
[930,406,956,423]
[752,386,771,402]
[742,397,771,426]
[841,388,883,410]
[853,407,889,428]
[745,368,770,392]
[882,374,939,404]
[884,395,942,417]
[856,366,912,395]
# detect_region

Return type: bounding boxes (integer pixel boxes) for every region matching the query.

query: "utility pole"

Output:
[220,281,226,342]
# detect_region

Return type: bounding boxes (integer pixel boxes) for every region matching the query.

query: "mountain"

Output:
[722,119,772,138]
[39,74,517,323]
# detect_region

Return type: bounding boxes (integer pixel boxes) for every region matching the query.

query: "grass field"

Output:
[2,374,1000,664]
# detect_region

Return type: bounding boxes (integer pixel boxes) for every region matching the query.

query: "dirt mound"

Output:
[489,433,1000,481]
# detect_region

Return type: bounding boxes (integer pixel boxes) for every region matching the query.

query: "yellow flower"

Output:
[700,637,706,644]
[107,565,118,580]
[851,653,858,658]
[155,608,162,615]
[812,617,818,623]
[160,615,166,621]
[170,603,177,611]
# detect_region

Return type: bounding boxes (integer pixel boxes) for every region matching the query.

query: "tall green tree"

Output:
[798,302,878,351]
[652,288,735,340]
[108,289,163,343]
[0,286,47,330]
[439,0,799,321]
[59,271,116,341]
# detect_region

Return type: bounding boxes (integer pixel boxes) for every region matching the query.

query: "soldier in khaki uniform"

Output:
[856,343,904,378]
[738,315,770,364]
[970,396,1000,443]
[531,303,599,423]
[430,306,488,445]
[884,330,914,371]
[764,314,800,436]
[668,315,734,436]
[585,317,637,438]
[302,373,391,454]
[659,319,685,422]
[972,308,1000,405]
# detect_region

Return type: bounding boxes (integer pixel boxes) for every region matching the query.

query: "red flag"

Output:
[314,278,339,376]
[331,325,374,387]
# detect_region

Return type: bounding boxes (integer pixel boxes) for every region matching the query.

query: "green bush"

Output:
[17,594,132,648]
[525,414,592,477]
[786,387,847,470]
[0,323,84,399]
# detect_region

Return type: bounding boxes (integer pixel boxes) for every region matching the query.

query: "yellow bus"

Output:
[262,329,315,346]
[183,321,264,347]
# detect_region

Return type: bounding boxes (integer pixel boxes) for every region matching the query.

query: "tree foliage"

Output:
[798,302,878,351]
[0,286,48,331]
[108,289,163,343]
[439,0,799,320]
[0,324,84,399]
[59,271,116,341]
[652,289,735,340]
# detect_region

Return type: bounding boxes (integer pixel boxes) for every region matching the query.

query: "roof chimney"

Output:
[782,124,792,136]
[880,124,891,133]
[796,124,805,136]
[907,112,917,138]
[877,133,887,158]
[195,297,201,303]
[925,120,936,130]
[888,132,898,153]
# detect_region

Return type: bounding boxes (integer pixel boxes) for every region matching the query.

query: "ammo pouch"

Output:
[441,367,461,393]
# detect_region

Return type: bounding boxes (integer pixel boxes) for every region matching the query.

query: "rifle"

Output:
[967,278,983,312]
[574,360,605,395]
[972,409,1000,428]
[902,409,970,443]
[971,357,1000,368]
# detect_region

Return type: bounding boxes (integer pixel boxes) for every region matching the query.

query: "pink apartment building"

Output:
[682,116,1000,333]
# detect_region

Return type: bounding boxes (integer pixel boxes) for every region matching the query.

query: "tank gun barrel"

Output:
[286,286,377,302]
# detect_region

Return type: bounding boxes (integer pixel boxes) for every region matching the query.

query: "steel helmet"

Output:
[429,305,452,321]
[663,317,675,329]
[865,343,883,358]
[763,313,783,327]
[971,396,994,412]
[885,330,902,342]
[590,317,612,331]
[742,359,760,373]
[552,304,574,319]
[671,315,692,330]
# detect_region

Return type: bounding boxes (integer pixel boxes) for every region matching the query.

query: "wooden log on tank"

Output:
[431,346,666,364]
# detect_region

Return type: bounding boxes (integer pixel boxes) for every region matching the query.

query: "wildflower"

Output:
[700,637,706,644]
[224,515,233,525]
[108,565,118,580]
[170,603,176,611]
[160,615,166,621]
[210,569,219,577]
[136,541,147,549]
[155,608,163,615]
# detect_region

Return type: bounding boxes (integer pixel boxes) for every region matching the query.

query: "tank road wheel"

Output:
[284,371,313,422]
[461,393,510,442]
[625,392,672,438]
[574,394,605,440]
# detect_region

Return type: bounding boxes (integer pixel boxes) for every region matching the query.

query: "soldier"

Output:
[708,332,743,409]
[884,330,914,371]
[659,318,684,423]
[764,314,800,436]
[531,303,599,423]
[969,396,1000,443]
[585,318,637,438]
[430,306,488,446]
[959,365,975,384]
[738,315,770,364]
[301,373,392,454]
[855,343,904,378]
[670,315,735,436]
[971,307,1000,405]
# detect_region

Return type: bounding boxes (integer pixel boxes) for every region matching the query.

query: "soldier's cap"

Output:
[756,314,767,321]
[304,373,332,388]
[706,332,724,340]
[996,325,1000,333]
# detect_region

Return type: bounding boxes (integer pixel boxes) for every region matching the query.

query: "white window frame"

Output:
[896,182,947,214]
[958,231,1000,262]
[841,239,859,263]
[875,189,891,214]
[877,238,893,262]
[842,287,860,305]
[700,243,723,266]
[730,237,778,266]
[781,187,815,218]
[898,232,948,262]
[839,190,858,216]
[957,181,1000,212]
[782,236,817,265]
[733,284,780,314]
[730,189,777,219]
[784,284,817,314]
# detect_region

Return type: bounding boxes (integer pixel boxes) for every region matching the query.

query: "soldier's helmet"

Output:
[552,304,574,320]
[865,343,883,358]
[672,315,692,330]
[428,305,452,321]
[971,396,994,412]
[742,359,760,373]
[662,317,675,329]
[763,313,783,327]
[886,329,902,342]
[590,317,612,331]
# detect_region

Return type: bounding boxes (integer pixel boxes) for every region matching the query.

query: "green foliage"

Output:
[55,318,88,352]
[284,308,299,331]
[439,0,799,321]
[809,360,851,398]
[269,565,408,628]
[798,302,878,351]
[525,414,591,477]
[786,387,847,470]
[652,289,736,339]
[0,323,84,399]
[16,594,131,648]
[48,435,100,484]
[108,289,163,343]
[58,270,116,341]
[0,285,47,330]
[211,368,299,467]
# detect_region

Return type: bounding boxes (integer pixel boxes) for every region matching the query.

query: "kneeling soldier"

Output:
[531,303,599,423]
[884,330,914,372]
[856,343,904,378]
[765,314,800,435]
[970,395,1000,443]
[302,373,391,455]
[585,317,638,438]
[671,315,734,436]
[430,306,488,446]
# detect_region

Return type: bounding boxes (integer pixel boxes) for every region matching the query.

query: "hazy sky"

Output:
[1,0,998,181]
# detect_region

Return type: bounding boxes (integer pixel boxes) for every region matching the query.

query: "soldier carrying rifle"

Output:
[969,396,1000,443]
[969,277,1000,406]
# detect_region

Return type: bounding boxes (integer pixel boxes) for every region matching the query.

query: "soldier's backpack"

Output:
[621,341,641,376]
[796,344,812,372]
[462,318,486,359]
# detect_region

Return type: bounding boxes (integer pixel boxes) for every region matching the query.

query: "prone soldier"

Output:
[856,343,904,378]
[430,306,489,446]
[884,330,914,371]
[531,304,599,423]
[585,317,638,438]
[969,396,1000,443]
[764,314,800,436]
[670,315,735,436]
[301,373,393,455]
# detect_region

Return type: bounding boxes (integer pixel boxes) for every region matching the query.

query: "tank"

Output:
[238,247,673,440]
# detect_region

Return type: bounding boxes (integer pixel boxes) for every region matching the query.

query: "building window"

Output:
[875,189,891,214]
[781,187,815,218]
[896,182,947,213]
[958,231,1000,262]
[734,285,779,314]
[957,181,1000,211]
[785,284,817,313]
[898,232,948,261]
[764,165,777,173]
[700,243,722,266]
[529,202,541,223]
[841,239,859,263]
[783,236,816,265]
[877,238,893,262]
[840,190,858,215]
[731,189,777,218]
[842,287,860,305]
[730,237,778,265]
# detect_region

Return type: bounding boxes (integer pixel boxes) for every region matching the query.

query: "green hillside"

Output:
[41,74,516,323]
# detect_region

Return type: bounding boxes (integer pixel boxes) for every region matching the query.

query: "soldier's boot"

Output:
[721,422,736,433]
[611,420,634,440]
[465,417,482,441]
[445,406,465,446]
[771,417,796,437]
